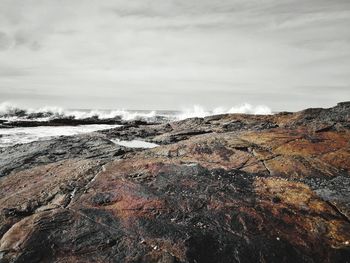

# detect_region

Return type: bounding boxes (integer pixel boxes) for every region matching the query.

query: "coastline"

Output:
[0,102,349,262]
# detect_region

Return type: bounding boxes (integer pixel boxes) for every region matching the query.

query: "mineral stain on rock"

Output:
[0,102,349,262]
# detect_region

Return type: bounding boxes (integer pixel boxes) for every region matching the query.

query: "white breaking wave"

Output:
[0,101,272,123]
[176,103,272,120]
[61,109,157,121]
[0,102,158,121]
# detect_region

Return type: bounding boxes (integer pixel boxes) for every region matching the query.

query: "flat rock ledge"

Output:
[0,102,349,263]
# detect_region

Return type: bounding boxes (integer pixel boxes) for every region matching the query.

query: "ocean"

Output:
[0,102,272,147]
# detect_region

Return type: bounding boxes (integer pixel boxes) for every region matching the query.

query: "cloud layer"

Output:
[0,0,349,110]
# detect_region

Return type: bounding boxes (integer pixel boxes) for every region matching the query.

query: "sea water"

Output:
[0,102,272,147]
[0,124,120,147]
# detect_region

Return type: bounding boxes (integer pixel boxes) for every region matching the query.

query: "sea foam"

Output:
[0,102,159,121]
[176,103,272,120]
[0,101,272,123]
[0,124,120,147]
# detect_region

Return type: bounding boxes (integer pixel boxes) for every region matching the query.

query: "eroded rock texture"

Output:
[0,102,349,262]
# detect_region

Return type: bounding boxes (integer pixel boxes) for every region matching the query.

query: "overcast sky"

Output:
[0,0,349,111]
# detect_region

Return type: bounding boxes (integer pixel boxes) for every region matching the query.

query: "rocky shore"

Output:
[0,102,349,262]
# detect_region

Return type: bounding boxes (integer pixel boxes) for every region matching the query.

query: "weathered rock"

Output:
[0,159,103,238]
[0,102,349,262]
[0,133,128,177]
[100,102,350,144]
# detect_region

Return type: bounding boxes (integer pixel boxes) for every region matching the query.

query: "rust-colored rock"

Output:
[0,102,349,262]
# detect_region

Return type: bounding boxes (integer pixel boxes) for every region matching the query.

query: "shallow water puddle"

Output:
[112,139,159,148]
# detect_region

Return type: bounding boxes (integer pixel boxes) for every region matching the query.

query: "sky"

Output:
[0,0,349,111]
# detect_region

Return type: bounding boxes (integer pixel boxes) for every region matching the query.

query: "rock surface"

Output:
[0,133,129,177]
[0,102,349,262]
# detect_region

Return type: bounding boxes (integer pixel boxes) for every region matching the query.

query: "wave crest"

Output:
[0,102,158,121]
[0,102,272,123]
[176,103,271,120]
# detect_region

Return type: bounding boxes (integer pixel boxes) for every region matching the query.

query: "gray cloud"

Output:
[0,0,349,111]
[0,31,11,50]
